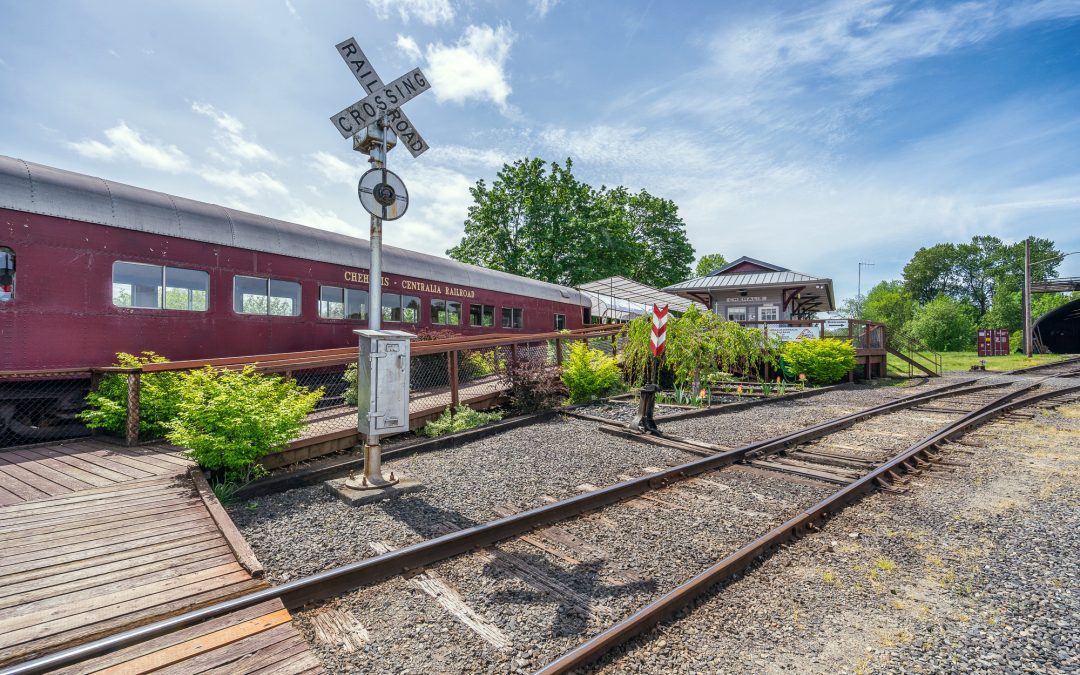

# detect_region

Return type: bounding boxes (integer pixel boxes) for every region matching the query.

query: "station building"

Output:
[663,257,835,321]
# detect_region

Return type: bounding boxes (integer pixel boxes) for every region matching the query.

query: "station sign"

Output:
[772,326,819,341]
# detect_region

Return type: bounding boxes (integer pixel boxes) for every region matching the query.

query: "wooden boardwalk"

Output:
[0,440,322,673]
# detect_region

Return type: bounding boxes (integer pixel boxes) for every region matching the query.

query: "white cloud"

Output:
[285,0,298,16]
[192,102,277,164]
[202,168,288,197]
[396,34,422,61]
[308,151,363,186]
[426,144,512,169]
[529,0,560,18]
[424,24,515,109]
[366,0,454,25]
[67,122,190,173]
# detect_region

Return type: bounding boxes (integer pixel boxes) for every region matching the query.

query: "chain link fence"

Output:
[0,371,93,449]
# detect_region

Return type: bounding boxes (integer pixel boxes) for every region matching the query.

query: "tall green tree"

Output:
[602,187,695,287]
[908,295,977,351]
[448,157,694,287]
[694,253,728,277]
[903,243,959,304]
[861,281,917,345]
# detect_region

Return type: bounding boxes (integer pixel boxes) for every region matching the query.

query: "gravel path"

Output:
[591,396,1080,674]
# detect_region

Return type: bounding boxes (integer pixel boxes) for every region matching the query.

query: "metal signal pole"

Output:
[1023,237,1031,358]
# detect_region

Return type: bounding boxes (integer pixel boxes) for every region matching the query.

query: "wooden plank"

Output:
[23,445,146,483]
[0,543,232,608]
[44,444,157,479]
[0,578,267,667]
[370,541,511,649]
[52,600,285,675]
[0,451,95,492]
[87,609,292,675]
[0,478,182,518]
[0,484,21,506]
[0,566,252,648]
[307,607,369,654]
[150,623,299,675]
[0,521,214,576]
[248,649,324,675]
[0,532,216,587]
[75,441,187,474]
[748,459,852,485]
[0,465,50,501]
[190,469,264,577]
[3,507,210,557]
[6,552,239,619]
[1,498,204,541]
[0,460,73,498]
[221,637,318,675]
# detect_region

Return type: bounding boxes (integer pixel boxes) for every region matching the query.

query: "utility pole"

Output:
[1023,237,1031,357]
[857,262,874,315]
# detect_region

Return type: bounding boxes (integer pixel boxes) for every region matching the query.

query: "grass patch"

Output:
[888,351,1069,375]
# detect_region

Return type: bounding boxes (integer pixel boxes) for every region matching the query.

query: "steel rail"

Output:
[535,379,1080,674]
[0,378,1002,675]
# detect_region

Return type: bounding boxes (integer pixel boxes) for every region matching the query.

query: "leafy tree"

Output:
[861,281,917,345]
[903,243,959,304]
[907,295,977,351]
[448,157,694,287]
[694,253,728,277]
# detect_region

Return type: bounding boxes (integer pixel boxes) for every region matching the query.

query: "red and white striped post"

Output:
[635,304,668,432]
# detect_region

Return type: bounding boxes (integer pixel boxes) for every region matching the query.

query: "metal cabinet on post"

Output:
[354,329,415,437]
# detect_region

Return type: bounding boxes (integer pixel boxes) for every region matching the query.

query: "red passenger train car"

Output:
[0,156,592,370]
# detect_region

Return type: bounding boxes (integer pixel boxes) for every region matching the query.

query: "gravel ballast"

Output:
[226,376,1077,673]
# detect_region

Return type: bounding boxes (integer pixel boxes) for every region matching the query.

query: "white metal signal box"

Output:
[353,329,415,437]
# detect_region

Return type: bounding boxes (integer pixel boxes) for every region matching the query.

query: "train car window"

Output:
[319,286,345,319]
[402,295,420,323]
[469,303,495,327]
[431,298,447,324]
[554,314,566,330]
[346,288,368,320]
[269,280,301,316]
[446,301,462,326]
[113,261,163,309]
[0,247,14,301]
[382,293,402,322]
[502,307,523,329]
[234,276,269,314]
[164,267,209,311]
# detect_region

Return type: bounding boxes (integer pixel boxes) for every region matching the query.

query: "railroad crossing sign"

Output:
[650,304,669,357]
[358,167,409,220]
[330,37,431,157]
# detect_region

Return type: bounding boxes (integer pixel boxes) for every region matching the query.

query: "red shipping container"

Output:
[977,329,1010,357]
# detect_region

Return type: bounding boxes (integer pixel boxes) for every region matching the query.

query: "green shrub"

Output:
[79,352,183,440]
[166,366,323,482]
[561,342,622,403]
[462,349,496,377]
[420,405,502,437]
[342,362,359,407]
[781,338,857,385]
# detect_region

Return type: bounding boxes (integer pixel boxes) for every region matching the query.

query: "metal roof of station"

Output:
[663,260,835,313]
[578,276,704,320]
[0,155,591,308]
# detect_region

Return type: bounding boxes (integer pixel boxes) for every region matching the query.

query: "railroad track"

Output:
[6,375,1080,675]
[1005,355,1080,377]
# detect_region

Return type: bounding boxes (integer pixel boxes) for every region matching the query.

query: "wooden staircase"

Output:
[887,341,942,377]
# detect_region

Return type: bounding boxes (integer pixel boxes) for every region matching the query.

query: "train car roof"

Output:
[0,155,591,308]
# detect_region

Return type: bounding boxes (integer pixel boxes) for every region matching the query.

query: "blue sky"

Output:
[1,0,1079,303]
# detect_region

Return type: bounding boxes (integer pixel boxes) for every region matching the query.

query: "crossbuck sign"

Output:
[329,37,431,157]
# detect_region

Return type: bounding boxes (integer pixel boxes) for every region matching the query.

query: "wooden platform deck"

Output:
[0,440,322,673]
[0,439,192,506]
